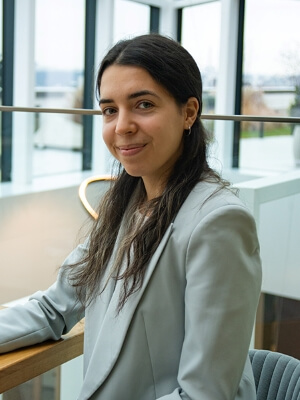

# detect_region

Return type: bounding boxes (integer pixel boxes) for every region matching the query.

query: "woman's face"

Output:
[99,65,193,199]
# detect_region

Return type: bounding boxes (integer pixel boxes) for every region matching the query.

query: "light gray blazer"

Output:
[0,181,262,400]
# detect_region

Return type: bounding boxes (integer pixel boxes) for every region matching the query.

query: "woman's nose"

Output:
[115,111,137,135]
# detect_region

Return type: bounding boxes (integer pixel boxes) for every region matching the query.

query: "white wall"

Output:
[236,170,300,301]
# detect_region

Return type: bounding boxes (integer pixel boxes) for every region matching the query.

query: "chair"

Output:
[249,349,300,400]
[78,175,113,219]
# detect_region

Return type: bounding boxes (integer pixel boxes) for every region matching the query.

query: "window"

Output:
[240,0,300,172]
[243,0,300,118]
[181,2,221,115]
[0,0,13,182]
[34,0,85,177]
[114,0,150,42]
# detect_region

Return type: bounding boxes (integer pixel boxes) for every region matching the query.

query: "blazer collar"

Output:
[79,222,174,399]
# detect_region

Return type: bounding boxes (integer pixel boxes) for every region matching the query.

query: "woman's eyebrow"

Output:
[128,90,159,100]
[99,98,113,105]
[99,90,159,105]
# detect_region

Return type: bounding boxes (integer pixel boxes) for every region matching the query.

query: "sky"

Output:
[33,0,300,79]
[243,0,300,76]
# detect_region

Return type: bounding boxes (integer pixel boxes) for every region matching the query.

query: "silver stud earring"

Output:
[186,126,191,136]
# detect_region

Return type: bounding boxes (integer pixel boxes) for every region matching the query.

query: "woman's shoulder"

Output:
[191,179,244,207]
[174,179,252,226]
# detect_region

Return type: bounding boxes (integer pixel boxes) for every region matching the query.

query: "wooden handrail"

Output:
[0,314,84,393]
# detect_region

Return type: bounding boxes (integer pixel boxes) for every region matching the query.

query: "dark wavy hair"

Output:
[67,34,225,310]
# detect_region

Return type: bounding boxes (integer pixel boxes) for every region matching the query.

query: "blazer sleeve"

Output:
[0,239,88,354]
[158,204,262,400]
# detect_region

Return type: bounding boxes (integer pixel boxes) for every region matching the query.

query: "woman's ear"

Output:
[184,97,199,129]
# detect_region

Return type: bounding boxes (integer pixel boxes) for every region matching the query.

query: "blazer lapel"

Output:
[79,223,174,399]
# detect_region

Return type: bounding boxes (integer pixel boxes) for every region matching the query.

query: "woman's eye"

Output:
[102,107,116,116]
[138,101,153,110]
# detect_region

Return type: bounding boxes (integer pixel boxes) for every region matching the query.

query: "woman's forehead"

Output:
[99,65,171,100]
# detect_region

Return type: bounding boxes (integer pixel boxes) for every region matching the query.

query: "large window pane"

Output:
[241,0,300,170]
[181,2,221,115]
[243,0,300,115]
[114,0,150,42]
[34,0,85,177]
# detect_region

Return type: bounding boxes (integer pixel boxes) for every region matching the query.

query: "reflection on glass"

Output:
[34,0,85,177]
[114,0,150,42]
[181,2,221,114]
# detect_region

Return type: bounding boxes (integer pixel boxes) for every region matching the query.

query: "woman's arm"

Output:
[159,204,262,400]
[0,240,88,353]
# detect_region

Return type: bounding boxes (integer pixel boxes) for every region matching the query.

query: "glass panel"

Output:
[181,2,221,115]
[239,120,298,173]
[11,110,83,179]
[257,293,300,359]
[114,0,150,42]
[33,113,83,177]
[242,0,300,172]
[34,0,85,176]
[206,119,298,177]
[3,368,60,400]
[243,0,300,117]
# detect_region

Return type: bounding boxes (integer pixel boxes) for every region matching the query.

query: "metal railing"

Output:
[1,105,300,124]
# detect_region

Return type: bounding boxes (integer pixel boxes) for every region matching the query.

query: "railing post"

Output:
[214,0,239,169]
[12,0,36,184]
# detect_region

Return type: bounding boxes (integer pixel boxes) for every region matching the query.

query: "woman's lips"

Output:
[117,144,146,156]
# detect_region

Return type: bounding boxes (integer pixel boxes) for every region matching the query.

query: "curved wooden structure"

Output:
[78,174,113,219]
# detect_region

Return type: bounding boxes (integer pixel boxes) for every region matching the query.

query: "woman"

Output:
[0,34,261,399]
